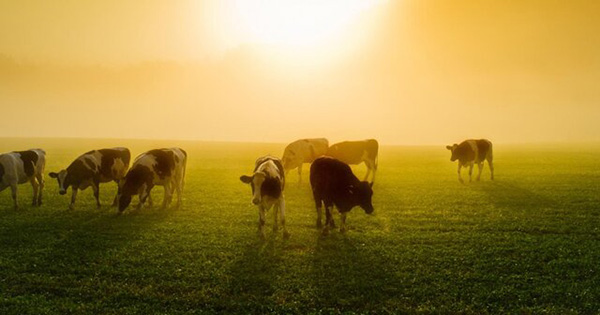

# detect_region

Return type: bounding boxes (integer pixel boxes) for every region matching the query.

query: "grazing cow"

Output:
[0,149,46,209]
[327,139,379,183]
[49,148,130,210]
[118,148,187,212]
[446,139,494,183]
[282,138,329,183]
[310,156,374,234]
[240,156,289,240]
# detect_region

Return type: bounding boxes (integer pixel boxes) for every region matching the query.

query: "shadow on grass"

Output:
[0,207,174,302]
[308,234,403,312]
[222,237,284,312]
[472,180,555,211]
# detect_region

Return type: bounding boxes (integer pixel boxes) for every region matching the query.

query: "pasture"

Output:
[0,138,599,313]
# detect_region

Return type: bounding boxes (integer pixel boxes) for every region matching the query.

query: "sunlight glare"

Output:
[233,0,384,47]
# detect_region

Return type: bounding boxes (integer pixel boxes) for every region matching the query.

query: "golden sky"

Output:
[1,0,599,144]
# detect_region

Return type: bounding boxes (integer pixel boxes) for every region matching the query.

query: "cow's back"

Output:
[475,139,492,162]
[98,148,130,180]
[310,157,357,193]
[327,140,377,165]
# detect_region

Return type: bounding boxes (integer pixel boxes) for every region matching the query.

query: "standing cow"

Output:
[118,148,187,212]
[240,156,289,240]
[282,138,329,183]
[310,156,374,235]
[49,148,130,209]
[0,149,46,209]
[446,139,494,183]
[327,139,379,183]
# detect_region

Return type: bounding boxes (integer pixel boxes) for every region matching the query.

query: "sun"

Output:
[232,0,384,48]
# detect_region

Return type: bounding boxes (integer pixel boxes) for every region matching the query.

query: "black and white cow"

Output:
[446,139,494,183]
[49,147,130,209]
[240,156,289,240]
[0,149,46,209]
[310,156,374,235]
[282,138,329,183]
[327,139,379,183]
[118,148,187,212]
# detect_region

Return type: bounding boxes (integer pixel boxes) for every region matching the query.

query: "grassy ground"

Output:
[0,138,599,314]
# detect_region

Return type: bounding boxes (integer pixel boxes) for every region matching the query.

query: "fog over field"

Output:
[1,1,599,144]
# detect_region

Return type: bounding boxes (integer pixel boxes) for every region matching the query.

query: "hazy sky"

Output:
[1,0,599,144]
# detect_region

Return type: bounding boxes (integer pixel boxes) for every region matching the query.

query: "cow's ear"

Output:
[49,172,58,178]
[240,175,253,184]
[445,145,453,150]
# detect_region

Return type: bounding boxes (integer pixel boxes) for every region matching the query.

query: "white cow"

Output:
[240,156,289,240]
[0,149,46,209]
[282,138,329,183]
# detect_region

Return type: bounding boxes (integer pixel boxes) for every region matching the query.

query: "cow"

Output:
[0,149,46,209]
[326,139,379,183]
[118,148,187,213]
[49,148,130,210]
[310,156,374,235]
[281,138,329,183]
[240,156,289,240]
[446,139,494,183]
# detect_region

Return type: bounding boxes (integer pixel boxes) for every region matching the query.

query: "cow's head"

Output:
[240,172,267,205]
[282,150,297,171]
[351,181,374,214]
[118,193,132,212]
[446,144,459,161]
[48,170,69,195]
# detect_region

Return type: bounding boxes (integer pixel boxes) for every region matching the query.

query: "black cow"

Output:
[310,156,374,234]
[49,147,130,209]
[446,139,494,183]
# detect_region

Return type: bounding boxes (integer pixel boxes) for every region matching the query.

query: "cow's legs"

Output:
[69,188,78,210]
[340,212,348,233]
[488,158,494,180]
[272,202,279,232]
[371,160,378,183]
[30,177,39,206]
[36,173,44,206]
[111,180,119,207]
[325,203,336,228]
[174,176,183,209]
[363,161,372,182]
[297,164,303,184]
[161,181,172,209]
[468,162,474,182]
[92,181,101,208]
[147,193,154,207]
[313,191,323,228]
[138,185,152,210]
[476,162,483,181]
[10,183,18,210]
[278,198,290,239]
[257,205,266,240]
[457,164,463,183]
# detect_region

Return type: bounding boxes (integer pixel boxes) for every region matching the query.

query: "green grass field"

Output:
[0,138,599,313]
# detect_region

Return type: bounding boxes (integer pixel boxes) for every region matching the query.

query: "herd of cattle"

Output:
[0,138,494,238]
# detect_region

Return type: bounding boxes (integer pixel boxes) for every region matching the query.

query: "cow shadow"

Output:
[0,207,174,295]
[308,234,402,311]
[221,237,284,312]
[471,180,555,211]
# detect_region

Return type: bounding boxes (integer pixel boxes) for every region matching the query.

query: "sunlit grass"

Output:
[0,138,598,313]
